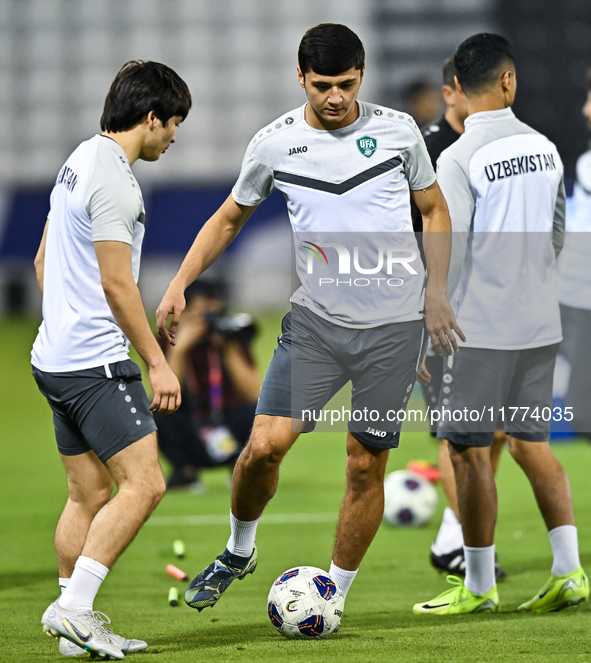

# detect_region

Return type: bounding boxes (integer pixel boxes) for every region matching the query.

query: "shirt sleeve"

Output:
[437,148,475,297]
[86,173,141,245]
[231,137,275,207]
[576,150,591,194]
[402,125,437,191]
[552,175,566,258]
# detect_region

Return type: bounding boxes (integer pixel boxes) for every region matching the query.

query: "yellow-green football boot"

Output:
[413,575,499,615]
[517,566,589,613]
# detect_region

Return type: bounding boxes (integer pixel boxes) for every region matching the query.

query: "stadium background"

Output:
[2,1,591,661]
[0,0,590,315]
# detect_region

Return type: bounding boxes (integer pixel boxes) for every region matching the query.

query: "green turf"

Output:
[2,316,591,662]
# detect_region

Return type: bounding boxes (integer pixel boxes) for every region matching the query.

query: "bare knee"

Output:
[449,443,491,476]
[241,432,290,469]
[346,450,387,494]
[67,476,113,515]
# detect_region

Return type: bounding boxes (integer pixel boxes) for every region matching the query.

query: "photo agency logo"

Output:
[303,241,419,287]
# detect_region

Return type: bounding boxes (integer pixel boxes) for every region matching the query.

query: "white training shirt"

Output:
[232,102,436,328]
[557,146,591,310]
[437,107,565,350]
[31,135,146,372]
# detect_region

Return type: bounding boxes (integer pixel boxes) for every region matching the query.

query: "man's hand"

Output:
[424,287,466,356]
[148,360,182,413]
[417,355,431,386]
[156,284,186,345]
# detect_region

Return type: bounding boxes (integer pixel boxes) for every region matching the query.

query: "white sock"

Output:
[549,525,581,576]
[433,507,464,554]
[329,562,358,598]
[464,544,495,596]
[59,577,70,593]
[226,511,259,557]
[58,556,109,613]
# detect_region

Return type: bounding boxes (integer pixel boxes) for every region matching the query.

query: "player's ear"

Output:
[441,85,454,105]
[146,110,159,130]
[454,76,466,98]
[297,66,305,89]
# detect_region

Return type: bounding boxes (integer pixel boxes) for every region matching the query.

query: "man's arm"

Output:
[552,175,566,258]
[221,341,261,402]
[411,181,466,355]
[156,194,257,343]
[34,219,49,296]
[94,240,181,414]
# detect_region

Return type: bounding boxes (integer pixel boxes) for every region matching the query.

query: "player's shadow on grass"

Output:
[0,569,55,591]
[153,622,281,652]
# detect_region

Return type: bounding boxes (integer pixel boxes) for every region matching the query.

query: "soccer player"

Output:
[32,61,191,658]
[413,34,588,615]
[556,69,591,439]
[156,23,463,615]
[415,57,507,579]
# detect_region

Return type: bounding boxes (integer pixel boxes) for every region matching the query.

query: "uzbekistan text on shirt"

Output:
[484,152,557,182]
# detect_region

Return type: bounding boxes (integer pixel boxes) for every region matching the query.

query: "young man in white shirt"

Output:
[413,33,588,616]
[33,61,191,659]
[156,23,463,619]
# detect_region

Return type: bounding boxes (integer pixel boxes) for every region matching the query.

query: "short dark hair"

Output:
[100,60,192,133]
[454,33,514,95]
[403,79,437,104]
[298,23,365,76]
[442,56,456,88]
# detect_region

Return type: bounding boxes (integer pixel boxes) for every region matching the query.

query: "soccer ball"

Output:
[383,469,438,526]
[267,566,344,639]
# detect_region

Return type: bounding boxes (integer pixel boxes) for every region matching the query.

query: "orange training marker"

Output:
[166,564,189,581]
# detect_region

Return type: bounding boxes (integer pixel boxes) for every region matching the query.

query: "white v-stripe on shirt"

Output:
[32,135,146,372]
[232,101,436,328]
[437,107,565,350]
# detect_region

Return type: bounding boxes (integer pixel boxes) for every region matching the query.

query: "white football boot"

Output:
[42,601,124,660]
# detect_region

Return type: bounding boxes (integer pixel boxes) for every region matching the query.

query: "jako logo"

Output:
[304,243,418,276]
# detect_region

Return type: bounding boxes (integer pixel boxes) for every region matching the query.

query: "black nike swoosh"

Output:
[422,603,450,609]
[538,588,551,599]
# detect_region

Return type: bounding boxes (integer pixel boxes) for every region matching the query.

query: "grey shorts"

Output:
[32,359,157,462]
[256,305,427,449]
[436,344,559,447]
[420,344,444,436]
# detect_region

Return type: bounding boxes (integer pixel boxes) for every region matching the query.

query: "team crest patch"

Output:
[357,136,377,158]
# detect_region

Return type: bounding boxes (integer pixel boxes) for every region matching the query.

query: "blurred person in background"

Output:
[32,61,191,658]
[413,56,507,580]
[403,79,443,129]
[555,69,591,439]
[156,279,261,491]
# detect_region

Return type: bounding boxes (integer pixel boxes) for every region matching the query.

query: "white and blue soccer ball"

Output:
[267,566,344,639]
[383,469,438,527]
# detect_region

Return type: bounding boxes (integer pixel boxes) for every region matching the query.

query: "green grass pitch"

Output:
[1,315,591,662]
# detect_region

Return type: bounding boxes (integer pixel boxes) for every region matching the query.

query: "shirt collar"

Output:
[464,107,515,131]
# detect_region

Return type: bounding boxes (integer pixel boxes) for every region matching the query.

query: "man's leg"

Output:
[185,415,300,610]
[449,443,497,596]
[55,450,113,578]
[507,437,588,612]
[58,432,165,612]
[431,433,507,577]
[330,434,389,596]
[44,433,163,658]
[231,415,300,521]
[413,441,500,615]
[507,438,574,530]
